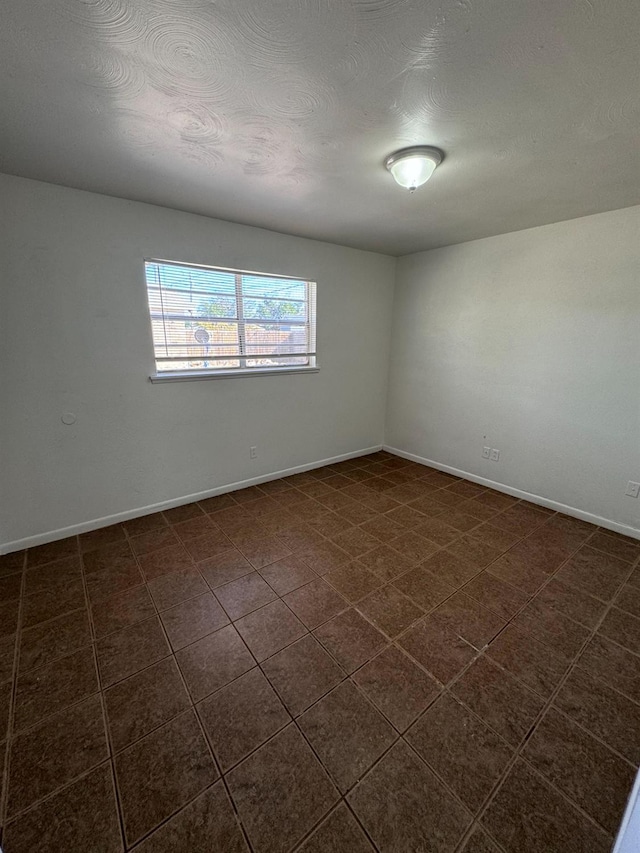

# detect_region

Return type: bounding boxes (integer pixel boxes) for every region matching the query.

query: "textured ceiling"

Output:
[1,0,639,255]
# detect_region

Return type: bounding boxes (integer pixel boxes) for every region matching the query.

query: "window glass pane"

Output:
[145,261,315,375]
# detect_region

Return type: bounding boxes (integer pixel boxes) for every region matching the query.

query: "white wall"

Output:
[386,205,640,534]
[0,174,395,550]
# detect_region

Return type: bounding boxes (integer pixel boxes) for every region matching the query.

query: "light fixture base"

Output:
[384,145,444,192]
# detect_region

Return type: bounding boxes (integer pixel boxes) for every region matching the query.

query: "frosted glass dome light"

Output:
[385,146,444,192]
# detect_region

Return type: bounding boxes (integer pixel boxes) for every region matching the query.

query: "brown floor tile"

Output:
[452,656,544,747]
[470,523,521,552]
[0,632,17,682]
[24,555,81,595]
[457,500,500,523]
[523,707,635,834]
[463,572,529,619]
[123,512,167,536]
[0,549,25,575]
[399,616,477,683]
[557,546,630,601]
[486,551,549,597]
[163,502,205,524]
[577,632,640,702]
[199,493,241,513]
[2,764,122,853]
[422,549,479,589]
[198,548,254,589]
[514,599,590,660]
[176,624,255,702]
[393,565,455,612]
[79,523,126,553]
[446,535,504,570]
[486,624,569,699]
[7,694,108,816]
[19,609,91,672]
[284,579,347,629]
[27,536,78,568]
[0,599,20,638]
[1,678,11,740]
[616,583,640,617]
[237,534,292,569]
[104,657,190,752]
[185,529,234,562]
[589,530,640,563]
[533,577,607,629]
[115,709,218,846]
[460,826,502,853]
[134,781,248,852]
[407,693,513,811]
[297,803,375,852]
[353,645,440,731]
[325,561,382,603]
[161,592,229,650]
[172,514,217,541]
[146,566,208,610]
[491,504,548,537]
[275,522,326,554]
[413,516,461,546]
[138,542,193,581]
[385,504,429,529]
[262,634,344,716]
[214,572,277,620]
[234,599,307,662]
[360,514,406,542]
[598,606,640,654]
[314,608,387,673]
[357,544,413,582]
[300,540,351,575]
[320,492,368,517]
[96,616,170,688]
[481,760,611,853]
[348,739,472,853]
[258,555,316,595]
[82,540,134,575]
[332,527,380,558]
[22,580,86,628]
[14,646,98,733]
[357,585,424,638]
[227,724,338,853]
[232,485,268,504]
[299,681,396,793]
[436,509,481,533]
[432,591,506,650]
[91,584,155,638]
[389,531,439,564]
[198,667,290,770]
[85,560,144,605]
[554,665,640,764]
[130,527,179,556]
[0,573,23,602]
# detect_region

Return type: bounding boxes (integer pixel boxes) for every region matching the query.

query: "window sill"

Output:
[149,365,320,383]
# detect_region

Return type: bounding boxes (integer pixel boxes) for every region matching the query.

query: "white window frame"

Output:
[144,258,319,382]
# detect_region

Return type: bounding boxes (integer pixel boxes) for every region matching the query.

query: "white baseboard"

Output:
[384,445,640,542]
[1,445,383,554]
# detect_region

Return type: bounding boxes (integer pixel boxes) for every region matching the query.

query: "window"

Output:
[144,259,317,380]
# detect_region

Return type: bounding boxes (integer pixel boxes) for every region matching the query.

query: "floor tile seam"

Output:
[467,553,640,845]
[541,702,639,768]
[111,605,243,853]
[78,551,128,851]
[2,755,115,829]
[288,798,379,853]
[0,556,26,829]
[24,535,80,571]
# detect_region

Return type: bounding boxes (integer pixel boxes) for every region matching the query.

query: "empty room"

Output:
[1,1,639,852]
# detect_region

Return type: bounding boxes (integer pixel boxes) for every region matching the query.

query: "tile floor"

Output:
[0,451,639,852]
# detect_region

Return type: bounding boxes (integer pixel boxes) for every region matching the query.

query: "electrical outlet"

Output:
[490,449,500,462]
[250,446,257,460]
[482,446,490,459]
[625,481,640,498]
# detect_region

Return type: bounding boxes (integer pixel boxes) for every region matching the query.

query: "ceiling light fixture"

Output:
[385,146,444,192]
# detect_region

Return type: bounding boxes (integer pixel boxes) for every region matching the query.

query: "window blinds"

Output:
[144,260,317,374]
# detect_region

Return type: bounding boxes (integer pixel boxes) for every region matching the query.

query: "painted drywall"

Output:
[0,174,395,549]
[386,205,640,533]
